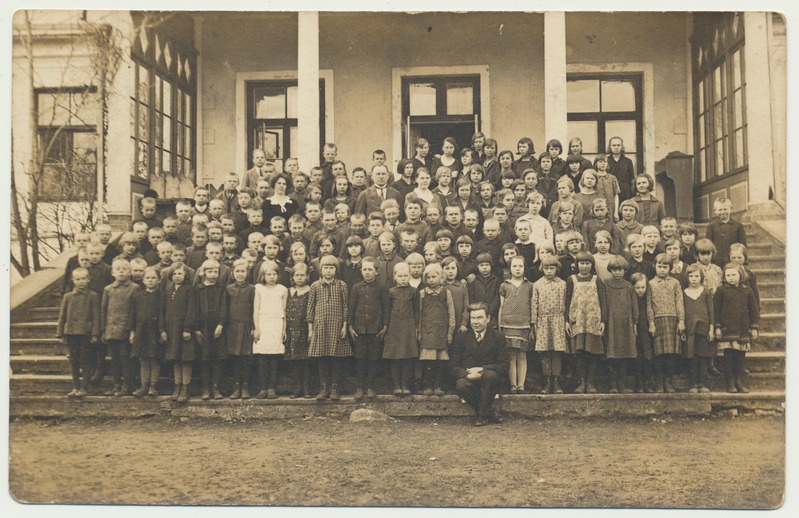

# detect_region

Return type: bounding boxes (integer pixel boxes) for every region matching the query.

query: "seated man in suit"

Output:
[449,303,509,426]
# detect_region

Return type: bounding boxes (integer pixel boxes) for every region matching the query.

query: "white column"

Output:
[297,12,320,173]
[544,12,568,145]
[193,16,204,183]
[743,12,775,206]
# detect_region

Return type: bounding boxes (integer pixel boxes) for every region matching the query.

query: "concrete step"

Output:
[10,322,58,339]
[757,313,785,334]
[755,332,786,351]
[745,243,784,256]
[26,307,61,322]
[748,255,786,269]
[8,391,785,419]
[756,281,785,299]
[10,338,68,356]
[759,298,785,314]
[749,268,785,284]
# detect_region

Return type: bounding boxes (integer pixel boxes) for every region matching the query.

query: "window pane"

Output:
[176,152,183,176]
[163,81,172,117]
[71,91,100,126]
[604,120,637,153]
[289,125,298,160]
[601,80,636,112]
[184,158,192,178]
[138,64,149,105]
[446,83,473,115]
[153,145,161,175]
[286,86,298,119]
[176,124,183,157]
[184,93,192,127]
[715,139,725,176]
[713,103,724,142]
[155,76,162,109]
[733,90,743,129]
[567,121,598,153]
[138,102,149,142]
[698,114,705,148]
[176,89,183,121]
[699,148,706,182]
[713,65,723,103]
[698,80,704,113]
[735,128,745,168]
[137,141,148,179]
[567,80,600,112]
[254,87,286,119]
[732,50,742,90]
[184,124,192,162]
[162,115,171,152]
[409,83,436,116]
[37,92,66,126]
[163,150,171,174]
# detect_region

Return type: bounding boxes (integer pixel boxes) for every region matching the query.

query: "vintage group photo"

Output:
[6,7,788,510]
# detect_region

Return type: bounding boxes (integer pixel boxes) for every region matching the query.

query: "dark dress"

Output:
[129,289,163,359]
[161,282,197,362]
[284,289,310,361]
[383,285,419,360]
[604,278,638,359]
[194,283,228,361]
[608,153,635,203]
[225,283,255,356]
[262,197,298,225]
[684,288,715,358]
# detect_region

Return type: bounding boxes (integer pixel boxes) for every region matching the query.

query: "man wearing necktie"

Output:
[449,303,509,426]
[354,165,403,218]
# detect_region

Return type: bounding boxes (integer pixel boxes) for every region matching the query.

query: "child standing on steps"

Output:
[161,265,196,403]
[57,267,100,397]
[532,256,568,394]
[383,262,419,396]
[101,259,140,397]
[604,256,638,393]
[193,260,228,400]
[499,255,533,393]
[714,262,759,393]
[565,252,607,393]
[647,253,686,393]
[253,260,288,399]
[630,273,655,392]
[307,255,351,401]
[129,267,163,397]
[284,263,312,399]
[418,263,456,396]
[683,263,715,393]
[226,259,255,399]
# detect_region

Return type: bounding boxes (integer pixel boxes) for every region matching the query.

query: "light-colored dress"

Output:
[253,283,288,355]
[532,277,568,352]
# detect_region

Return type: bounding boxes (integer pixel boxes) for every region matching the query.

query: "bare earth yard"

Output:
[8,414,784,508]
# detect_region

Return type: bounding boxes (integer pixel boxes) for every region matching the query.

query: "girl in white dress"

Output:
[253,260,288,399]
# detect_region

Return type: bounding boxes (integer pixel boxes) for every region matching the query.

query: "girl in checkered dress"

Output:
[646,253,686,393]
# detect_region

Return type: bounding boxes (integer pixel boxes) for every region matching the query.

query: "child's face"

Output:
[379,238,395,256]
[577,260,592,276]
[113,263,131,281]
[569,162,581,173]
[292,270,308,287]
[629,242,644,259]
[634,280,647,297]
[559,210,574,226]
[208,228,223,242]
[72,271,90,290]
[256,183,270,199]
[681,233,696,247]
[554,236,565,253]
[289,221,305,237]
[133,227,148,241]
[322,146,338,163]
[247,235,263,250]
[714,202,732,221]
[305,206,321,222]
[285,159,299,174]
[697,251,713,266]
[394,269,410,287]
[724,267,741,286]
[252,151,267,168]
[194,190,210,206]
[595,159,608,172]
[350,219,365,236]
[192,232,209,248]
[78,254,91,268]
[443,262,458,281]
[263,269,278,285]
[644,232,660,248]
[244,256,257,269]
[480,184,493,200]
[263,243,280,260]
[445,210,462,227]
[163,221,177,235]
[322,214,337,230]
[609,139,623,155]
[401,235,418,253]
[405,204,421,221]
[567,239,582,255]
[548,145,561,158]
[510,258,525,279]
[424,249,439,264]
[477,262,492,277]
[334,209,349,224]
[123,242,138,255]
[97,229,112,243]
[87,249,103,264]
[593,204,608,219]
[425,208,441,226]
[442,141,455,157]
[75,235,90,249]
[204,266,220,283]
[142,205,157,218]
[291,247,307,265]
[609,266,625,281]
[383,208,399,223]
[310,169,323,184]
[271,222,286,236]
[660,221,677,237]
[729,249,745,265]
[483,223,499,240]
[538,249,554,262]
[222,220,235,233]
[293,175,308,191]
[176,205,191,221]
[368,220,384,237]
[238,193,253,209]
[636,176,650,194]
[223,237,238,253]
[352,171,366,187]
[172,268,186,284]
[515,224,531,242]
[513,186,527,202]
[583,174,597,189]
[130,264,145,280]
[557,184,572,199]
[543,265,557,280]
[206,247,222,261]
[210,204,225,218]
[143,270,159,290]
[494,208,508,224]
[225,177,239,190]
[469,169,482,183]
[595,237,610,254]
[503,248,517,264]
[192,215,209,227]
[688,270,702,288]
[457,242,472,258]
[540,157,552,171]
[665,244,681,260]
[621,206,636,221]
[318,240,334,256]
[518,142,530,156]
[655,261,671,278]
[425,270,442,288]
[524,173,538,190]
[484,143,496,157]
[464,213,478,230]
[457,185,471,200]
[499,153,513,169]
[233,264,248,284]
[347,242,364,258]
[501,176,514,189]
[171,250,186,264]
[409,263,424,279]
[437,237,452,252]
[437,171,451,188]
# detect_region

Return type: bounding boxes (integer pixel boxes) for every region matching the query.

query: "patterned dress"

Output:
[254,284,288,355]
[499,279,533,351]
[646,276,685,356]
[566,275,607,355]
[307,279,351,357]
[531,276,567,352]
[284,288,310,360]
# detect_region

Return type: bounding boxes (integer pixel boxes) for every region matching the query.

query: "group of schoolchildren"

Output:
[56,134,760,402]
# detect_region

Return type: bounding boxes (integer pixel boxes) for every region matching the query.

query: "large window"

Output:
[36,88,99,202]
[130,28,196,191]
[401,75,481,157]
[693,13,747,183]
[246,80,325,170]
[567,74,643,173]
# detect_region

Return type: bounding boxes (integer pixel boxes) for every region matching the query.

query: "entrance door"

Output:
[402,75,481,157]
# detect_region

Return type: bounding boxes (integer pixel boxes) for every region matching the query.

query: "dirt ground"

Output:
[8,414,784,509]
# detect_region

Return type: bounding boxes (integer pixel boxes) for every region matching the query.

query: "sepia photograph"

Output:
[4,1,790,511]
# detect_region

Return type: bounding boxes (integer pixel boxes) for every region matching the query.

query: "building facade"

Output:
[11,11,786,230]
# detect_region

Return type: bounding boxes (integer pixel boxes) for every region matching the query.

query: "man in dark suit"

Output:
[449,303,509,426]
[354,165,403,217]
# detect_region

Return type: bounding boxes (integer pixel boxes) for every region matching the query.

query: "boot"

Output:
[574,380,586,394]
[329,383,340,401]
[148,383,158,397]
[212,385,224,400]
[290,386,303,399]
[303,382,313,399]
[132,385,148,397]
[354,387,364,400]
[230,384,242,399]
[664,378,676,393]
[266,388,278,399]
[171,384,181,401]
[315,383,330,401]
[201,385,211,400]
[177,384,189,403]
[256,389,268,399]
[541,376,552,394]
[725,374,737,393]
[393,384,403,397]
[734,376,749,393]
[552,376,564,394]
[366,386,377,399]
[241,384,252,399]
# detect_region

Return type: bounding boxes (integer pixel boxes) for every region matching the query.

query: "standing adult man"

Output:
[450,303,509,426]
[354,165,403,218]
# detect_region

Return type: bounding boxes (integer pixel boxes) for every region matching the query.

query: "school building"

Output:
[11,11,786,229]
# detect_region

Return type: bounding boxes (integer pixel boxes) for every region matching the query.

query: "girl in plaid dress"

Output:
[532,256,568,394]
[646,253,686,393]
[307,255,350,401]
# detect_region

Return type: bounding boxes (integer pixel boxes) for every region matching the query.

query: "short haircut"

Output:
[238,187,255,198]
[557,200,575,214]
[539,255,560,271]
[257,260,280,283]
[400,228,419,239]
[678,223,699,237]
[695,238,717,256]
[225,172,240,181]
[607,255,629,271]
[404,196,422,210]
[526,191,544,204]
[714,197,733,208]
[141,197,157,208]
[630,272,648,285]
[175,200,192,210]
[393,262,410,276]
[318,254,340,270]
[270,216,286,227]
[556,176,575,190]
[722,262,748,283]
[288,214,306,226]
[172,243,187,253]
[261,234,282,248]
[111,258,132,269]
[435,166,452,181]
[594,230,612,244]
[498,149,514,161]
[198,259,221,277]
[468,302,490,317]
[71,267,89,279]
[546,139,563,152]
[241,248,259,260]
[685,262,705,283]
[361,255,377,268]
[132,221,149,231]
[148,227,165,236]
[423,262,444,279]
[653,253,672,269]
[660,216,677,226]
[372,149,386,157]
[424,241,441,257]
[435,229,455,241]
[579,169,597,190]
[156,241,174,252]
[405,252,425,266]
[441,255,458,270]
[483,217,500,229]
[205,241,223,251]
[664,238,681,250]
[368,211,384,223]
[143,266,160,278]
[641,225,660,237]
[118,232,139,248]
[565,154,582,165]
[314,232,337,250]
[476,252,493,266]
[456,234,474,247]
[232,258,249,270]
[380,199,400,212]
[444,205,462,216]
[209,199,225,209]
[168,264,191,280]
[636,173,655,192]
[514,218,532,230]
[86,241,104,252]
[350,213,366,224]
[626,234,645,248]
[378,231,396,244]
[574,251,595,268]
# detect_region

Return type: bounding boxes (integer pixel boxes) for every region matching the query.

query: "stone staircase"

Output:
[9,221,786,419]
